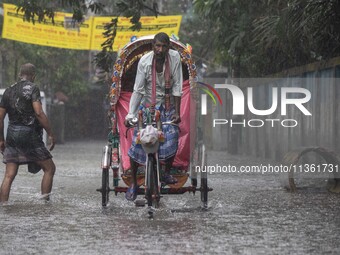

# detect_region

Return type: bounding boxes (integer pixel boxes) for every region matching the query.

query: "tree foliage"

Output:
[193,0,340,77]
[16,0,104,24]
[179,6,216,72]
[5,0,340,78]
[0,40,89,103]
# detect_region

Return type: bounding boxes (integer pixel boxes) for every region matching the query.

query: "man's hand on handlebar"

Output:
[124,119,132,128]
[124,117,138,128]
[171,113,181,124]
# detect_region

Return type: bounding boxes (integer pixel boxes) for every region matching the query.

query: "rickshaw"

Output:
[97,35,211,214]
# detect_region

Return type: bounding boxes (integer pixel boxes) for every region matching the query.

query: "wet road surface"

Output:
[0,140,339,254]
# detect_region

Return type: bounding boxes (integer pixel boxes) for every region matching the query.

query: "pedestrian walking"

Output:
[0,63,56,202]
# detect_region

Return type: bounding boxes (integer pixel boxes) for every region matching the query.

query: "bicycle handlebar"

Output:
[124,120,179,138]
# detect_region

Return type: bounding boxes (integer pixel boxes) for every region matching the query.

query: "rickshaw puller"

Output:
[124,32,183,201]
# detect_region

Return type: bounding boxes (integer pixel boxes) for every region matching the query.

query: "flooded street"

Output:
[0,140,339,254]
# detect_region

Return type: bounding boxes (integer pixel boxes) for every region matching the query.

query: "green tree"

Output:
[194,0,340,77]
[179,5,216,73]
[194,0,265,77]
[0,41,88,98]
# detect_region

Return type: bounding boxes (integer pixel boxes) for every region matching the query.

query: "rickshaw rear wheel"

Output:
[200,144,208,209]
[102,168,110,207]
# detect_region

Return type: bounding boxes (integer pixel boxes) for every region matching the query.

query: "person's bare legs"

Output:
[162,156,177,184]
[126,157,139,201]
[0,163,19,202]
[36,158,56,200]
[130,158,138,188]
[165,156,175,173]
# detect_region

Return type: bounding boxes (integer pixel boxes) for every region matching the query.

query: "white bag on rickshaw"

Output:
[139,125,160,154]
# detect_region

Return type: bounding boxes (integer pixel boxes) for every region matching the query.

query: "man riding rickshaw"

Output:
[123,32,183,201]
[98,32,211,212]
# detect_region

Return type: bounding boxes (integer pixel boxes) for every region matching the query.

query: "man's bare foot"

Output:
[39,193,51,201]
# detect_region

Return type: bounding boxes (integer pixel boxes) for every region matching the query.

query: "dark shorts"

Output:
[3,125,52,164]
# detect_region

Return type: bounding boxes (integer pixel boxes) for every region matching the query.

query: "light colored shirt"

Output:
[126,49,183,119]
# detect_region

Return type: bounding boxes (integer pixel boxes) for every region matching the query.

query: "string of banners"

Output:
[2,3,182,51]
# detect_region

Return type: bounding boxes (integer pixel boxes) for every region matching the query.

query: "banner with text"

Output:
[91,16,182,51]
[2,4,182,51]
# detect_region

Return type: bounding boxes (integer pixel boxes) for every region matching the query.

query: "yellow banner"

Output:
[91,16,182,51]
[2,4,93,50]
[2,4,182,51]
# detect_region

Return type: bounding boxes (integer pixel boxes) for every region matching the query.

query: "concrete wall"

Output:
[200,77,228,151]
[203,57,340,162]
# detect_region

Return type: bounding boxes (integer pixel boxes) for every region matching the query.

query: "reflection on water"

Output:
[0,141,339,254]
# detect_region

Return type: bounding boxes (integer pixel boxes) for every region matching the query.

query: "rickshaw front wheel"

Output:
[200,144,208,209]
[102,168,110,207]
[146,155,160,211]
